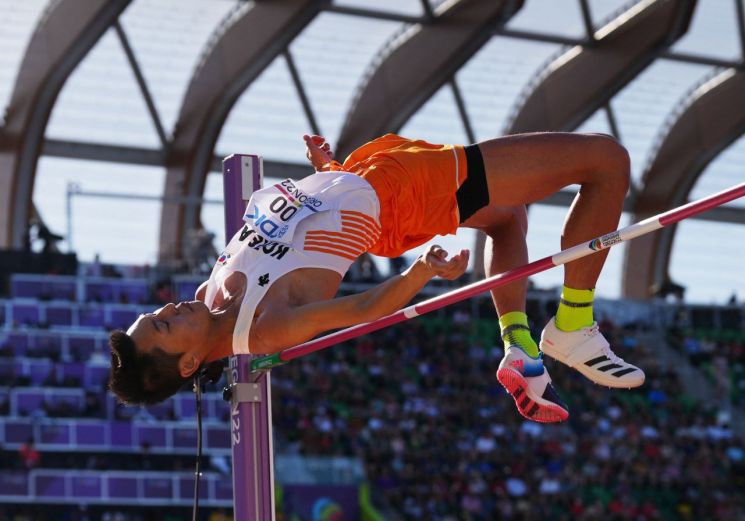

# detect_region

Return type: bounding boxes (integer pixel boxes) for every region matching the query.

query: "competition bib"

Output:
[243,179,327,244]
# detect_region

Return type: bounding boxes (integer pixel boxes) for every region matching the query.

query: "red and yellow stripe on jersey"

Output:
[303,210,382,260]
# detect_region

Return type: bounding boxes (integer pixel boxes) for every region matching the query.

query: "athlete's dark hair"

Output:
[108,330,189,405]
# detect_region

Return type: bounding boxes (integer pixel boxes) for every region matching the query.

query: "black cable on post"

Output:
[192,361,225,521]
[192,377,204,521]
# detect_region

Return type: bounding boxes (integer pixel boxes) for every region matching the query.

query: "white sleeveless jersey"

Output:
[203,172,381,354]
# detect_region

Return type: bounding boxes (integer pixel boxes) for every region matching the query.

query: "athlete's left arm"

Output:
[304,134,340,171]
[252,246,469,353]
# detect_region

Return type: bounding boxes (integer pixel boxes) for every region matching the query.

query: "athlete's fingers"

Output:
[440,249,469,279]
[303,134,326,147]
[426,252,447,268]
[428,244,448,259]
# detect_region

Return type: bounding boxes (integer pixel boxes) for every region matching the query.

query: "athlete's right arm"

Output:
[195,280,208,301]
[251,246,469,354]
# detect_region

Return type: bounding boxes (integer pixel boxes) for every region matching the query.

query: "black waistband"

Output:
[456,144,489,223]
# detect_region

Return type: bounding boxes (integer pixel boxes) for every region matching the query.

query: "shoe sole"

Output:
[540,346,645,389]
[496,367,569,423]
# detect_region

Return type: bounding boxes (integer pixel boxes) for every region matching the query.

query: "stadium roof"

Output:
[0,0,743,302]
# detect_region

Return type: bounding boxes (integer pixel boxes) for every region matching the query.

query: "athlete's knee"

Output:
[584,133,630,193]
[513,204,528,235]
[481,205,527,238]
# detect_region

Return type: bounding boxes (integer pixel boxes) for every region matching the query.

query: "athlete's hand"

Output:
[304,134,335,170]
[419,245,470,280]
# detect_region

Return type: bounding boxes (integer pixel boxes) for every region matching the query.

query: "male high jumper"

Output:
[110,132,644,423]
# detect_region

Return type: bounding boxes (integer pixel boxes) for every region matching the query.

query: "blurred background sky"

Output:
[2,0,743,303]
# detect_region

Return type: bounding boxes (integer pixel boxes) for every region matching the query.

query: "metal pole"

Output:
[251,182,745,372]
[66,182,76,252]
[221,154,276,520]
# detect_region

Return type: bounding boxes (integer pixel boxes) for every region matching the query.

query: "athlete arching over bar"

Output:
[109,132,645,423]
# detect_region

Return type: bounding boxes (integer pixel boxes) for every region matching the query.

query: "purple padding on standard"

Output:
[122,284,148,304]
[58,362,85,383]
[13,278,76,300]
[16,391,44,415]
[178,476,207,500]
[108,477,138,498]
[137,426,167,448]
[215,478,233,501]
[144,399,174,420]
[69,336,96,360]
[110,421,133,447]
[110,309,137,329]
[76,423,106,446]
[46,306,73,326]
[143,477,172,499]
[175,394,197,418]
[79,307,105,328]
[0,472,30,496]
[47,393,84,413]
[11,280,42,299]
[11,305,39,326]
[0,361,15,379]
[85,366,109,387]
[7,333,29,352]
[175,280,200,301]
[172,427,197,449]
[72,476,101,498]
[212,395,230,421]
[40,423,71,444]
[85,283,114,302]
[206,426,230,449]
[4,421,33,443]
[35,475,65,497]
[28,362,53,385]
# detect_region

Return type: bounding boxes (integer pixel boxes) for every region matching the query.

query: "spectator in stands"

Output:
[110,132,644,425]
[0,444,9,470]
[88,253,103,277]
[137,441,153,471]
[207,509,231,521]
[153,281,175,306]
[18,436,40,470]
[185,227,218,275]
[83,391,102,417]
[32,220,64,255]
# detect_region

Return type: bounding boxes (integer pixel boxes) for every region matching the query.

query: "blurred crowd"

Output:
[271,313,745,521]
[668,327,745,407]
[2,304,744,520]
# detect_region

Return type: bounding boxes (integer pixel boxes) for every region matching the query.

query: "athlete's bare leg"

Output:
[474,132,629,290]
[462,205,529,316]
[464,203,570,423]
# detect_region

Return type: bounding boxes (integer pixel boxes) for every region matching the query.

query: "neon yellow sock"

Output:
[499,311,539,358]
[555,285,595,332]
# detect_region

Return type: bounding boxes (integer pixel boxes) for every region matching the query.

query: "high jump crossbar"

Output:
[222,153,743,520]
[249,180,745,372]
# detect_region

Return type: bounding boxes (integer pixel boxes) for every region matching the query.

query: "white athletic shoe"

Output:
[540,318,645,388]
[496,346,569,423]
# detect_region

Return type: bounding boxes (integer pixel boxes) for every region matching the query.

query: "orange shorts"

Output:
[335,134,468,258]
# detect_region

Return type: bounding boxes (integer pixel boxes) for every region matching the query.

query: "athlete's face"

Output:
[127,301,212,362]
